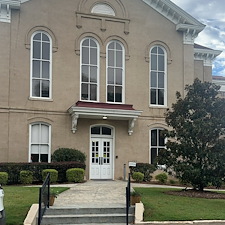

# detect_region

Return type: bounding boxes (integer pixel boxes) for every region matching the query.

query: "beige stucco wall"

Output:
[0,0,212,179]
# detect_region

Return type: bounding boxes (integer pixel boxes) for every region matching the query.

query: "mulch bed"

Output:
[166,189,225,199]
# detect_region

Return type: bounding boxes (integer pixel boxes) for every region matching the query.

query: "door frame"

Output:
[89,124,115,180]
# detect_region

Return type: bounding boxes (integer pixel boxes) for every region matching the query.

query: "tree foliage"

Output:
[159,79,225,191]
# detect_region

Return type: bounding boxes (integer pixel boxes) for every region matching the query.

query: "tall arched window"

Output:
[29,123,51,163]
[30,31,52,98]
[150,128,165,164]
[150,46,167,106]
[80,37,99,101]
[107,40,125,103]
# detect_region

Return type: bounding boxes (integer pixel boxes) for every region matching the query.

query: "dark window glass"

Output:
[33,33,41,41]
[33,61,40,78]
[81,83,88,100]
[33,41,41,59]
[115,86,122,102]
[42,61,49,79]
[82,65,89,82]
[32,80,40,97]
[90,84,97,101]
[40,154,48,162]
[159,130,165,146]
[158,89,164,105]
[42,80,49,97]
[31,154,39,162]
[90,66,97,83]
[151,148,157,164]
[42,42,50,60]
[151,129,157,146]
[102,127,111,135]
[151,89,156,104]
[107,85,114,102]
[91,126,101,134]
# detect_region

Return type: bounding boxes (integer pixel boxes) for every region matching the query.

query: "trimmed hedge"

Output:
[20,170,33,184]
[52,148,86,163]
[132,172,144,183]
[155,173,168,184]
[42,169,58,183]
[66,168,85,183]
[130,163,156,182]
[0,162,86,184]
[0,172,8,185]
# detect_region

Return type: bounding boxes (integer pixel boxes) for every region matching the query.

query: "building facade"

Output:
[0,0,221,179]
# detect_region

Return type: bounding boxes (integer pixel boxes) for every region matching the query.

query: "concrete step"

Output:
[45,206,134,215]
[41,213,134,224]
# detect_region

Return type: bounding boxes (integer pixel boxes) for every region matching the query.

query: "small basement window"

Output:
[91,3,115,16]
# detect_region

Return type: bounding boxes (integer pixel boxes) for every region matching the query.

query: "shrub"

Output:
[20,170,33,184]
[0,162,86,184]
[66,168,85,183]
[52,148,86,163]
[130,163,156,182]
[132,172,144,183]
[155,173,168,184]
[0,172,8,185]
[42,169,58,183]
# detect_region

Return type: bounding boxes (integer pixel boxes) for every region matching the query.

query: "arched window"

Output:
[30,31,52,98]
[107,40,125,103]
[29,123,51,163]
[80,37,99,101]
[150,128,165,164]
[91,3,115,16]
[150,46,167,106]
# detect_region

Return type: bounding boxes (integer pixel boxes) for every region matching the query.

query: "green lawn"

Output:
[4,186,68,225]
[134,187,225,221]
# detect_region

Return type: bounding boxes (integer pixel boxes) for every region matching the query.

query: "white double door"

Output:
[90,138,113,179]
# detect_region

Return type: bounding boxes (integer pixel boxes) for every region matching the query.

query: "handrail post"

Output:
[126,172,131,225]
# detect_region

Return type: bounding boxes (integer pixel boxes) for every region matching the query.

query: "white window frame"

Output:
[150,45,167,107]
[30,31,52,99]
[80,37,100,102]
[106,40,125,104]
[149,128,165,165]
[91,3,115,16]
[29,122,51,163]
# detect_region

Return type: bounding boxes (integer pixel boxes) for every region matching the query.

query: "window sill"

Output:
[29,97,53,102]
[149,105,168,109]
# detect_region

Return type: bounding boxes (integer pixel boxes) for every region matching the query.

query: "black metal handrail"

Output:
[38,173,50,225]
[126,173,131,225]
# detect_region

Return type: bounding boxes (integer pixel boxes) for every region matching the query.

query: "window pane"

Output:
[31,154,39,162]
[151,129,157,146]
[90,66,97,83]
[90,48,97,65]
[115,86,122,102]
[41,125,49,143]
[107,85,114,102]
[33,61,40,78]
[90,84,97,101]
[108,50,114,67]
[102,127,111,135]
[42,33,49,42]
[158,47,164,54]
[40,144,49,154]
[108,42,114,50]
[108,68,114,84]
[82,65,89,82]
[33,33,41,41]
[42,43,50,60]
[42,61,49,79]
[90,39,97,47]
[151,148,157,164]
[159,130,165,146]
[31,125,39,143]
[150,89,156,104]
[82,39,89,47]
[82,47,89,64]
[116,69,122,85]
[42,80,49,97]
[158,55,164,71]
[151,55,157,70]
[158,72,164,88]
[32,80,40,97]
[151,72,157,88]
[116,42,122,50]
[81,83,88,100]
[31,144,39,154]
[40,154,48,162]
[116,51,122,67]
[151,47,157,54]
[33,41,41,59]
[91,126,101,134]
[158,89,164,105]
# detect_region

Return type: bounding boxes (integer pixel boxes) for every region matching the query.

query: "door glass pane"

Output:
[90,66,97,83]
[42,61,49,79]
[81,83,88,100]
[33,61,40,78]
[108,68,114,84]
[32,80,40,97]
[33,41,41,59]
[102,127,111,135]
[115,86,122,102]
[82,65,89,82]
[42,42,50,60]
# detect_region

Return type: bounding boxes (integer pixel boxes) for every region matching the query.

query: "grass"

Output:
[135,187,225,221]
[4,186,69,225]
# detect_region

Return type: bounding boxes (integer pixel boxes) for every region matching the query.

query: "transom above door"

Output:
[90,126,114,179]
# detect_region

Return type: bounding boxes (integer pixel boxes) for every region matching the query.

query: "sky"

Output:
[170,0,225,76]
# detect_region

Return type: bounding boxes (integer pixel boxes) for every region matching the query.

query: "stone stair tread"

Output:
[44,213,130,217]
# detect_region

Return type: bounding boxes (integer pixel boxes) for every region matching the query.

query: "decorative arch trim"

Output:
[25,26,58,52]
[145,41,172,64]
[27,117,54,124]
[148,123,168,130]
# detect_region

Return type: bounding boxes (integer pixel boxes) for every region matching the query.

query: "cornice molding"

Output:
[194,48,222,66]
[0,0,20,23]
